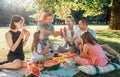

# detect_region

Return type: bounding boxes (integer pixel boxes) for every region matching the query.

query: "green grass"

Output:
[73,70,120,77]
[96,30,120,53]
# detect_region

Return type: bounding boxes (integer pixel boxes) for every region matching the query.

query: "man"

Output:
[37,12,62,52]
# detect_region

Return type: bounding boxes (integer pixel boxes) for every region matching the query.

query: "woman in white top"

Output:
[58,16,79,54]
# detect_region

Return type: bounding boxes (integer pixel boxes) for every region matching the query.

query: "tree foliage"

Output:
[34,0,120,30]
[34,0,111,19]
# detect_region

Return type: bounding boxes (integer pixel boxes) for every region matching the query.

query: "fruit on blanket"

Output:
[70,54,77,58]
[36,60,44,70]
[36,60,42,64]
[54,52,59,57]
[44,60,60,71]
[53,57,65,62]
[36,64,44,71]
[26,62,40,77]
[63,51,77,58]
[53,52,62,57]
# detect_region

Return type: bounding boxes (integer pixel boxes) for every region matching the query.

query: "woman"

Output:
[0,15,30,69]
[58,15,79,54]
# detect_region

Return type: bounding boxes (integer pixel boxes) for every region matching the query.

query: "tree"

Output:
[33,0,120,30]
[109,0,120,30]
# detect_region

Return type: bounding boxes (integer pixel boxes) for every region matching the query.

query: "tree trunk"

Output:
[109,0,120,30]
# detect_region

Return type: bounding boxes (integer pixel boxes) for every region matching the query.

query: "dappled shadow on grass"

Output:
[96,30,120,38]
[97,38,120,53]
[73,70,120,77]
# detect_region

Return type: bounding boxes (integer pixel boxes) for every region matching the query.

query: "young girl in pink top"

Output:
[75,31,109,66]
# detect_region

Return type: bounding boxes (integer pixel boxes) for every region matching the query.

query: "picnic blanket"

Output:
[41,66,79,77]
[0,66,79,77]
[0,68,26,77]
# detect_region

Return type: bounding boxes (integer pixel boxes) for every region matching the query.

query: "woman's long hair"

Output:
[10,15,22,29]
[80,31,98,45]
[31,31,40,52]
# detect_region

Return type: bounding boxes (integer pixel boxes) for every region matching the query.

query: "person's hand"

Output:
[47,48,52,52]
[63,27,66,36]
[25,31,30,40]
[64,37,68,41]
[53,31,62,36]
[22,29,30,40]
[60,28,63,36]
[46,40,50,48]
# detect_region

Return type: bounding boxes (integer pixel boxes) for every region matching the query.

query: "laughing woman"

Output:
[0,15,30,70]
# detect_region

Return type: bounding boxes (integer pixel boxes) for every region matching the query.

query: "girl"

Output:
[75,31,109,66]
[77,18,120,64]
[0,15,30,69]
[31,31,52,62]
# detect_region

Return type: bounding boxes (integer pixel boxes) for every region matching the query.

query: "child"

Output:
[76,18,120,64]
[75,31,109,66]
[31,31,52,62]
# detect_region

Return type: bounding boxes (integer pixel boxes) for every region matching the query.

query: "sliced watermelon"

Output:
[63,51,77,58]
[26,62,40,77]
[44,60,60,71]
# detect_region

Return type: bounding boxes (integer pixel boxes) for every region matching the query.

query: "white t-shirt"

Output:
[74,27,96,43]
[65,25,78,43]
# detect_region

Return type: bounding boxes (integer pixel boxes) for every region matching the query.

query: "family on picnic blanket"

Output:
[0,12,120,71]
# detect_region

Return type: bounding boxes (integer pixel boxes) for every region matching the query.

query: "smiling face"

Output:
[65,18,74,26]
[44,16,53,24]
[14,20,23,29]
[10,15,23,30]
[78,20,88,31]
[42,12,53,25]
[39,33,44,40]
